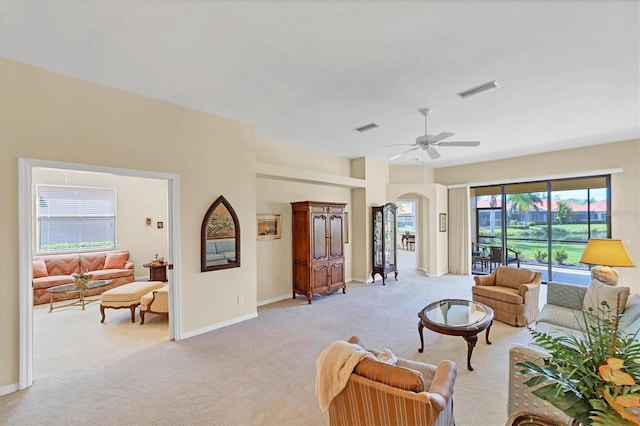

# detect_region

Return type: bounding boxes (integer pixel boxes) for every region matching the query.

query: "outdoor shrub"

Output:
[554,247,568,264]
[533,249,548,262]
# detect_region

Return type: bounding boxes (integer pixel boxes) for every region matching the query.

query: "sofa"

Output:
[472,266,542,326]
[508,281,640,423]
[32,250,135,305]
[205,239,236,266]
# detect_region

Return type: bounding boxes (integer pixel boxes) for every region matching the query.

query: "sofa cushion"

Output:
[472,285,523,305]
[354,357,425,393]
[537,304,585,331]
[495,267,537,290]
[583,279,630,314]
[215,240,235,254]
[43,254,80,276]
[90,269,134,281]
[33,259,48,278]
[104,252,129,269]
[619,294,640,330]
[206,241,217,255]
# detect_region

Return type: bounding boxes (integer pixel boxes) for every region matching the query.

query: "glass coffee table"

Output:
[418,299,494,371]
[45,280,112,312]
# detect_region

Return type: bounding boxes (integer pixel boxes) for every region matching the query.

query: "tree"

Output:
[507,193,543,225]
[555,200,574,224]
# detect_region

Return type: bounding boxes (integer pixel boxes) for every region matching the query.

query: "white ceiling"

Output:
[1,0,638,168]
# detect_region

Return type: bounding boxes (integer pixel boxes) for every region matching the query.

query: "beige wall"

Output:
[435,139,640,291]
[255,178,352,303]
[2,57,637,395]
[31,169,168,277]
[0,58,257,390]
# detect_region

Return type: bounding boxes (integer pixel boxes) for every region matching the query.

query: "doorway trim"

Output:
[18,157,182,390]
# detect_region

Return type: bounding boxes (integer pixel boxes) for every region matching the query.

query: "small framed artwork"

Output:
[257,214,281,240]
[439,213,447,232]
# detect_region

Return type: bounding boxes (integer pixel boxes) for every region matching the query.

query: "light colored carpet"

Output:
[2,256,543,426]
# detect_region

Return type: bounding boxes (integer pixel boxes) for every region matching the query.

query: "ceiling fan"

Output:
[388,108,480,161]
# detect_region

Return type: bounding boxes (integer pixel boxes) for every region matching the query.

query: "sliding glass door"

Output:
[472,176,610,285]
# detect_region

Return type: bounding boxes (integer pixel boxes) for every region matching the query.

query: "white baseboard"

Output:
[180,312,258,340]
[257,294,291,307]
[0,382,19,396]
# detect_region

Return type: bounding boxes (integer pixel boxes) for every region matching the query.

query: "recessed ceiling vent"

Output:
[355,123,379,132]
[457,80,499,99]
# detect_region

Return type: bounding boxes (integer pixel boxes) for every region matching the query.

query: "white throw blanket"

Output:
[315,340,375,412]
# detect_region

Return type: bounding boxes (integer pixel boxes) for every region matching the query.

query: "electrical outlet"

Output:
[237,295,244,304]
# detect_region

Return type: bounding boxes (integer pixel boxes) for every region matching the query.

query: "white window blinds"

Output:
[36,184,116,253]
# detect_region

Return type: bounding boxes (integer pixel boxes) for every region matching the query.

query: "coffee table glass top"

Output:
[421,299,491,328]
[47,280,112,294]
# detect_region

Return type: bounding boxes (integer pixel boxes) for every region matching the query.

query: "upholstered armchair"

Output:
[472,266,541,327]
[139,286,169,324]
[326,337,457,426]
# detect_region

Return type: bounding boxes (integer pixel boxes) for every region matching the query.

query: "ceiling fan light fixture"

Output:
[457,80,499,99]
[355,123,379,132]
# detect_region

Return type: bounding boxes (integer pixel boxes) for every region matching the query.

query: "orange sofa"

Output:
[32,250,135,305]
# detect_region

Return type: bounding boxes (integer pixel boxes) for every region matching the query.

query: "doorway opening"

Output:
[18,158,181,390]
[396,198,417,270]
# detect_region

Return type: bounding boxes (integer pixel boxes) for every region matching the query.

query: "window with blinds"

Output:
[36,184,116,253]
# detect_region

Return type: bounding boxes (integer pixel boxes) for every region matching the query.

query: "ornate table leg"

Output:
[485,321,493,345]
[418,320,425,353]
[462,334,479,371]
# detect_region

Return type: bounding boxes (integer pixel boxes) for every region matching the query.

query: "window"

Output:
[37,184,116,253]
[472,176,610,285]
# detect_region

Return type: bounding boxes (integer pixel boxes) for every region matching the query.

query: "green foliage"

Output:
[517,303,640,425]
[40,241,115,252]
[555,200,574,224]
[554,247,568,264]
[533,249,548,262]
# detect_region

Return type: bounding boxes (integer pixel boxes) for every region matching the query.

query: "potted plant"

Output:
[517,300,640,425]
[72,272,91,288]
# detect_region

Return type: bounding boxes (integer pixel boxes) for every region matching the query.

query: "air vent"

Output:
[355,123,379,132]
[457,80,499,99]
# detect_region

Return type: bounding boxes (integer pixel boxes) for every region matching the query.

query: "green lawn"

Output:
[478,223,607,266]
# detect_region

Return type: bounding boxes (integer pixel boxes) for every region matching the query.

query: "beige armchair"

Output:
[139,286,168,324]
[327,337,457,426]
[472,266,541,327]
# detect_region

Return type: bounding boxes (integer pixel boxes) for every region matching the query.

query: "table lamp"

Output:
[580,238,635,285]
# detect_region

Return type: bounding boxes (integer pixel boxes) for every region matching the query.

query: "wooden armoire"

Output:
[291,201,346,304]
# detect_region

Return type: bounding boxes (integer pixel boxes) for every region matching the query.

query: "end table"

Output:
[143,262,168,282]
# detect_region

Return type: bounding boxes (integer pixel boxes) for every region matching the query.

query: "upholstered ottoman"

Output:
[100,281,164,323]
[139,286,169,325]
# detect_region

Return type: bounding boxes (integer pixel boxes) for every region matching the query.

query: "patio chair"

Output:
[489,246,520,271]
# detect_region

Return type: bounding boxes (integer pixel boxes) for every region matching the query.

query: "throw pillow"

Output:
[354,358,424,392]
[376,348,398,365]
[103,252,128,270]
[33,259,48,278]
[583,279,630,315]
[591,266,618,286]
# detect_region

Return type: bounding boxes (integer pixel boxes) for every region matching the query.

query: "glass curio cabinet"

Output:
[371,203,398,285]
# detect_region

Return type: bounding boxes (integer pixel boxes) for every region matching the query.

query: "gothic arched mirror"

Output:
[201,195,240,272]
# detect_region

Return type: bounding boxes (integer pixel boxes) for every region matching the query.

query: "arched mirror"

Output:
[201,195,240,272]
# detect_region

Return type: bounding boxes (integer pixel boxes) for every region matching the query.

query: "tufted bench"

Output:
[100,281,164,323]
[140,286,169,324]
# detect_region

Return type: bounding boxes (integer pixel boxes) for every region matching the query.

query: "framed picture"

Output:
[257,214,281,240]
[439,213,447,232]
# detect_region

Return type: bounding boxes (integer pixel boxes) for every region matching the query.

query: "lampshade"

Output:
[580,239,635,267]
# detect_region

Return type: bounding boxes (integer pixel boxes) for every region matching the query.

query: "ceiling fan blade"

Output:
[385,143,415,147]
[427,132,455,144]
[426,147,441,160]
[436,141,481,147]
[388,146,421,160]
